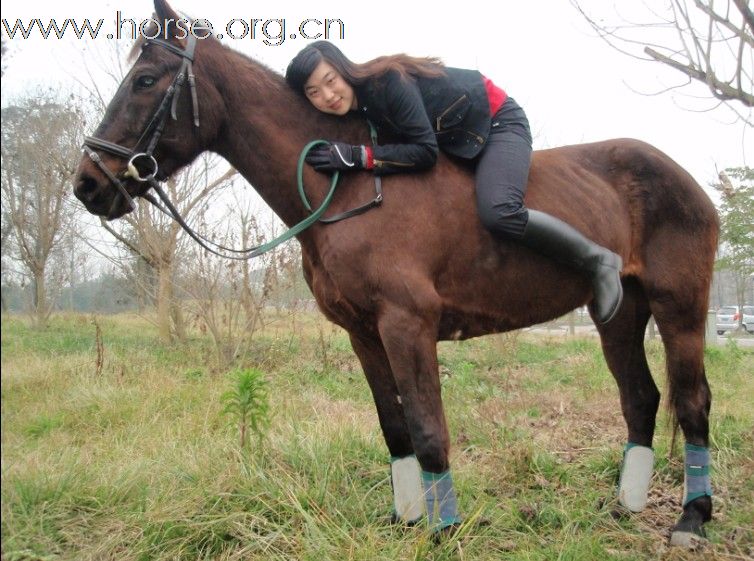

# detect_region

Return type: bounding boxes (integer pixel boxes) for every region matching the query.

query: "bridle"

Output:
[81,33,275,259]
[83,34,200,213]
[82,33,383,260]
[79,34,251,255]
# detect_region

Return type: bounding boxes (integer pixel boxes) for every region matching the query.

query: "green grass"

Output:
[2,313,753,560]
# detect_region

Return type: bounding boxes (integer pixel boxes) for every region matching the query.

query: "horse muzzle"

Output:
[74,160,137,220]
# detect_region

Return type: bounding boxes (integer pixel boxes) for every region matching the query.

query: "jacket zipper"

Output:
[435,94,468,130]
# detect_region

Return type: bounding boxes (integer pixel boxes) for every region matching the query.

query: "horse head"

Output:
[74,0,223,220]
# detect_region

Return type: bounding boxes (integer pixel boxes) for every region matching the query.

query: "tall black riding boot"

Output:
[520,210,624,324]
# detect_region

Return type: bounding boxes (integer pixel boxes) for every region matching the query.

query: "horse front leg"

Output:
[349,332,424,524]
[376,306,462,533]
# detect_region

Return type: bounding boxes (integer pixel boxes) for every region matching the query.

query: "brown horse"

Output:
[74,0,718,545]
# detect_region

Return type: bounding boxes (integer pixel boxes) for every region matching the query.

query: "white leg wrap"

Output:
[618,445,654,512]
[391,455,425,522]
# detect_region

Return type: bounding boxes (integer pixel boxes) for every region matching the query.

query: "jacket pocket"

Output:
[434,94,471,131]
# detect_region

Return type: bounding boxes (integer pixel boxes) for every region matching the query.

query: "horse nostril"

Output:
[75,174,100,202]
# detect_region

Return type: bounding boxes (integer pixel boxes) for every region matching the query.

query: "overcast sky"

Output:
[2,0,752,203]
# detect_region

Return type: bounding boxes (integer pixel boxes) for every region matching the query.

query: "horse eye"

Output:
[135,76,157,90]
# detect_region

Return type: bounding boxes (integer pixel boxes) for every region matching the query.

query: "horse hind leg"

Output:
[648,284,713,546]
[595,278,660,513]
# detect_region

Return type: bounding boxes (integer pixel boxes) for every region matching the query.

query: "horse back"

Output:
[302,138,718,337]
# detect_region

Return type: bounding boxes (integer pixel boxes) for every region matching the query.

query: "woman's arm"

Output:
[370,71,439,175]
[305,72,439,175]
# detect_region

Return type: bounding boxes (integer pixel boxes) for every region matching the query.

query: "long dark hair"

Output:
[285,41,445,93]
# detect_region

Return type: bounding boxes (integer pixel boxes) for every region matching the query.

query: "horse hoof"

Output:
[609,506,631,521]
[670,496,710,548]
[597,496,630,520]
[431,523,462,543]
[669,530,708,550]
[386,512,423,527]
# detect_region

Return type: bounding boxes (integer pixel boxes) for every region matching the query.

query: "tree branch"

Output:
[693,0,754,48]
[184,166,238,216]
[732,0,754,32]
[644,46,754,106]
[99,217,156,267]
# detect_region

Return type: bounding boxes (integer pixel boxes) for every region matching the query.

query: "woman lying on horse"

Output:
[285,41,623,324]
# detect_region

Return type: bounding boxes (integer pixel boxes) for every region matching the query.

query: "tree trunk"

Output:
[157,261,173,343]
[69,246,76,311]
[171,301,187,341]
[34,268,47,328]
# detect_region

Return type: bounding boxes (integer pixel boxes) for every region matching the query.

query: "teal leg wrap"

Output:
[684,443,712,506]
[421,470,461,531]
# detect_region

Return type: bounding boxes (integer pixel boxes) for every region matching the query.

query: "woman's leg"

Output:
[474,99,532,240]
[519,210,624,324]
[475,99,623,324]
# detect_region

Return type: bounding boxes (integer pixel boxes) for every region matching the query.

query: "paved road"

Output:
[525,324,754,348]
[712,334,754,347]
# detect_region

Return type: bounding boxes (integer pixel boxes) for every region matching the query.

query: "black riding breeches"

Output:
[474,97,533,240]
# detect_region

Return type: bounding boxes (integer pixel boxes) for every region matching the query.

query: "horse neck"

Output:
[198,44,359,229]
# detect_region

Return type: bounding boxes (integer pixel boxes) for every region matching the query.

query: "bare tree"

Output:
[1,92,86,326]
[99,154,237,342]
[72,39,135,114]
[572,0,753,124]
[181,192,272,371]
[1,207,15,312]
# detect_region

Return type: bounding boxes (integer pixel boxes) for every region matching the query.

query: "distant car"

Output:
[742,305,754,334]
[716,306,741,335]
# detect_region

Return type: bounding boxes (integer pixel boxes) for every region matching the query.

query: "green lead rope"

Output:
[244,140,340,257]
[298,122,379,213]
[146,125,379,260]
[255,122,380,257]
[296,140,341,214]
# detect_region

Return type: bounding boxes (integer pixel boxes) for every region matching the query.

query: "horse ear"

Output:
[154,0,182,40]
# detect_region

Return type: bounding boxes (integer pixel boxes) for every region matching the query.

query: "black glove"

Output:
[305,141,369,172]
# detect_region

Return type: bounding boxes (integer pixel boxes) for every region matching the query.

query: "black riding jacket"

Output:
[353,68,493,175]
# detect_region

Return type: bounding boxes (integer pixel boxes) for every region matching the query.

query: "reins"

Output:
[83,35,382,261]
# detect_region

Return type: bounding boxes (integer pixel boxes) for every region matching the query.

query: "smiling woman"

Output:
[302,62,357,115]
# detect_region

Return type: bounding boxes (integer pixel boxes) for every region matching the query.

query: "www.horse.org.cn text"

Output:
[1,12,346,46]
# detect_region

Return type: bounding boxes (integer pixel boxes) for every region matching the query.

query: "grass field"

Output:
[2,312,753,560]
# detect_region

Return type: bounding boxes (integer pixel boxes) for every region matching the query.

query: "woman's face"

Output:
[303,61,357,116]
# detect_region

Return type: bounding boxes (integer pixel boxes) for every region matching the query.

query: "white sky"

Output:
[2,0,752,203]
